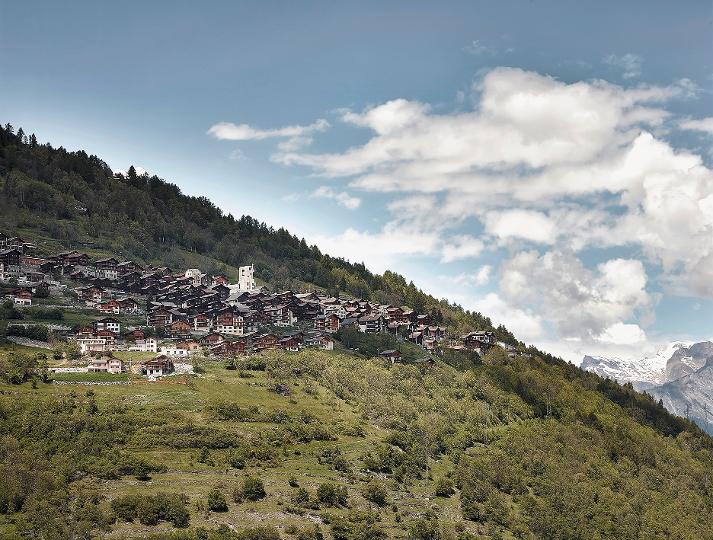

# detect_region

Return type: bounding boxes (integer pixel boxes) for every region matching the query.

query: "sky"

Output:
[1,1,712,363]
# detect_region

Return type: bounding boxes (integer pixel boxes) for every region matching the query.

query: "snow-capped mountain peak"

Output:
[581,341,693,389]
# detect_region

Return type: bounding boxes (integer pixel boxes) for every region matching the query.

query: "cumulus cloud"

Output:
[311,186,361,209]
[499,250,651,340]
[274,67,713,301]
[311,224,440,274]
[450,265,492,286]
[596,322,648,345]
[277,68,679,192]
[604,53,643,79]
[472,293,544,341]
[474,265,492,285]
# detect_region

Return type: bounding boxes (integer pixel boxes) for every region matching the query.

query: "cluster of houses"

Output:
[1,232,501,375]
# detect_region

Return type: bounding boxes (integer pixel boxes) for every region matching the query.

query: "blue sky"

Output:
[1,1,712,361]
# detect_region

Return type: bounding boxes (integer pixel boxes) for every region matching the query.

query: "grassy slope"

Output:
[0,351,443,537]
[1,345,712,539]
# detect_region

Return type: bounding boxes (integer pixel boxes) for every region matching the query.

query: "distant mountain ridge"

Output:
[652,357,713,433]
[582,341,713,433]
[581,341,692,390]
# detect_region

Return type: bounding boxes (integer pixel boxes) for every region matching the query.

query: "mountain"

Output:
[652,357,713,434]
[580,341,691,390]
[582,341,713,433]
[665,341,713,381]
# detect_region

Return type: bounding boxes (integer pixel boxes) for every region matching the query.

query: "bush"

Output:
[434,477,454,497]
[207,489,228,512]
[241,476,266,501]
[29,307,63,320]
[330,510,386,540]
[291,487,311,507]
[229,449,247,469]
[362,481,387,507]
[409,518,440,540]
[0,300,22,320]
[316,483,348,507]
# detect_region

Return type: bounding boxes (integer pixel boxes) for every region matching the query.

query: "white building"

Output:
[87,356,125,374]
[77,337,108,354]
[95,318,121,334]
[237,265,256,291]
[185,268,203,286]
[159,344,190,357]
[129,337,158,353]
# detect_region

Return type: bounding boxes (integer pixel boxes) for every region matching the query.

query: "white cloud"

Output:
[278,68,679,191]
[679,116,713,135]
[499,250,651,340]
[278,136,314,152]
[273,67,713,301]
[450,265,492,286]
[596,322,647,345]
[475,265,492,285]
[311,186,361,210]
[229,148,246,161]
[604,53,643,79]
[472,293,544,341]
[208,119,329,141]
[440,235,484,263]
[311,224,440,274]
[483,209,557,244]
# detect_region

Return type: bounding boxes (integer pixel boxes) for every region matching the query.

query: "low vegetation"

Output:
[0,347,710,538]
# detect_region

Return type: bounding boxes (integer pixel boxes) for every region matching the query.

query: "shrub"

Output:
[291,487,310,507]
[241,476,266,501]
[229,448,247,469]
[316,483,348,507]
[362,481,387,507]
[434,477,455,497]
[330,510,386,540]
[207,489,228,512]
[409,517,440,540]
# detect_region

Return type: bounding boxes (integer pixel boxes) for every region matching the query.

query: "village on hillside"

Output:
[0,230,508,378]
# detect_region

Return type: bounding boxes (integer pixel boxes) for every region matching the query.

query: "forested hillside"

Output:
[0,123,521,344]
